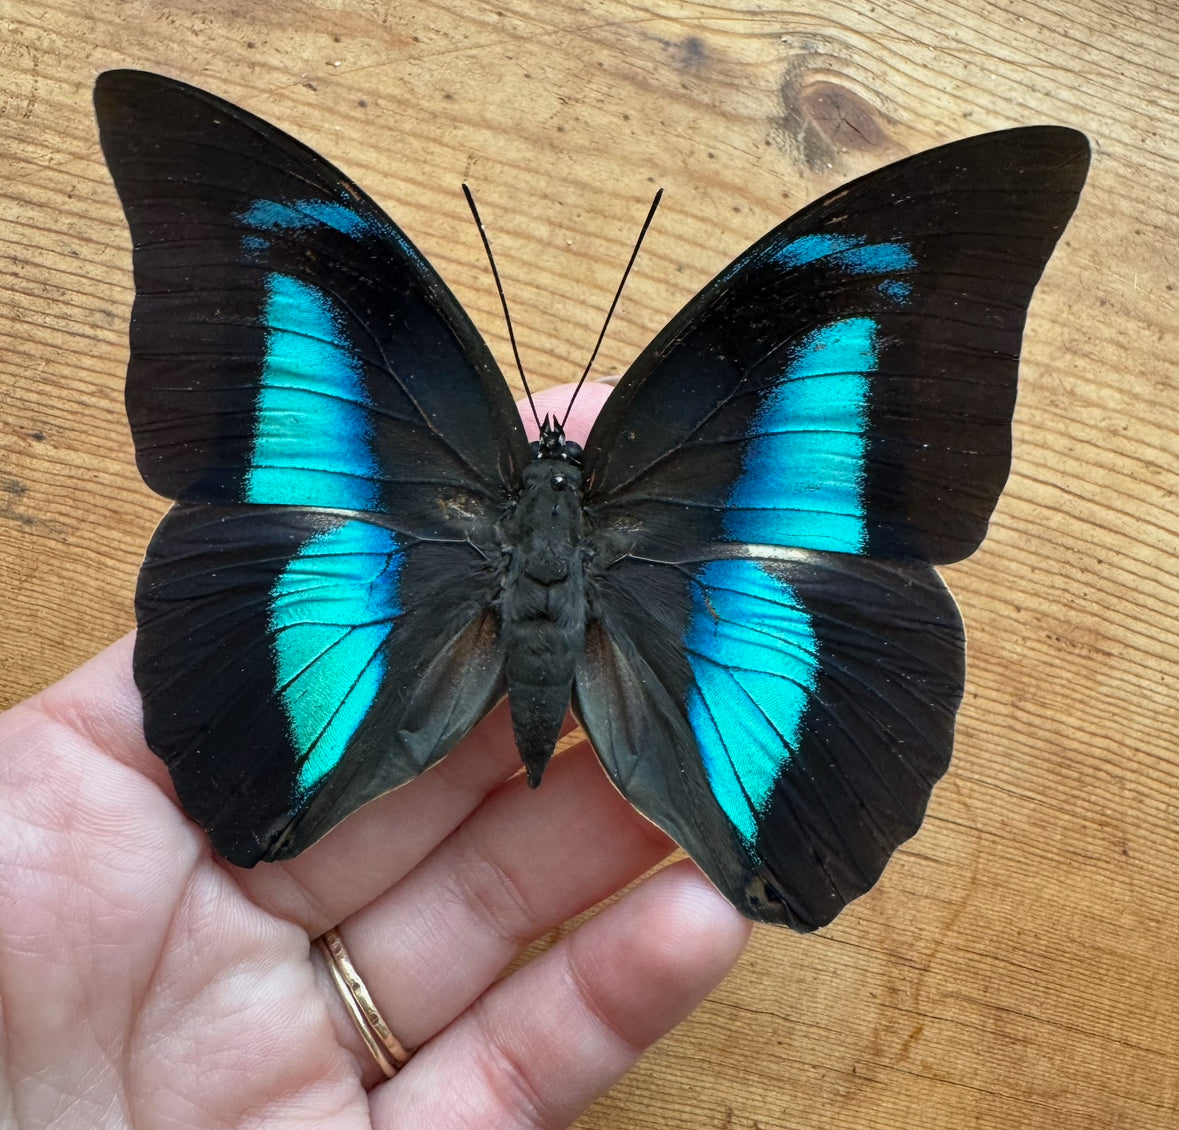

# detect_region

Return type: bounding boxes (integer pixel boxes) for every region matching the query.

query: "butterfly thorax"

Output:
[498,419,587,788]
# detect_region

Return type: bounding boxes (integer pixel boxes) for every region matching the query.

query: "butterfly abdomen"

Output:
[499,452,587,787]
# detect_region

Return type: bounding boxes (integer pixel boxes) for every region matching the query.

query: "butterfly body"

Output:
[94,70,1088,929]
[499,422,588,785]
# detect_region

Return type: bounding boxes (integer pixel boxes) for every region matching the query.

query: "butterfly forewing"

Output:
[582,127,1090,563]
[95,69,529,532]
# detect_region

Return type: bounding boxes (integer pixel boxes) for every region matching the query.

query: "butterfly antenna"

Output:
[561,187,663,429]
[462,183,541,430]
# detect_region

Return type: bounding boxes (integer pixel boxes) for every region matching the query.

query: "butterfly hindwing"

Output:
[135,505,505,864]
[95,70,520,860]
[577,551,963,929]
[577,127,1088,926]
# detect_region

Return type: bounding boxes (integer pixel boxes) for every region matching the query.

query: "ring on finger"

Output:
[315,927,412,1078]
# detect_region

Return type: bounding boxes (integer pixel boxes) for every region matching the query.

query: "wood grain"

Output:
[1,0,1176,1126]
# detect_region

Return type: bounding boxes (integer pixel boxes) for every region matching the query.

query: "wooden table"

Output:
[1,1,1176,1126]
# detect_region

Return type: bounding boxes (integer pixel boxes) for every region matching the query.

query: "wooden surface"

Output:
[1,1,1177,1126]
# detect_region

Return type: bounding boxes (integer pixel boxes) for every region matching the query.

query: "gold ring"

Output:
[315,927,412,1078]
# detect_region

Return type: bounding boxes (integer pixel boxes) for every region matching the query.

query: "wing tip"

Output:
[94,68,178,109]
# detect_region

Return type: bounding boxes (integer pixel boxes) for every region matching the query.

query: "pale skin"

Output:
[0,385,752,1129]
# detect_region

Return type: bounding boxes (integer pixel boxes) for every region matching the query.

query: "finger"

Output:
[374,861,751,1130]
[522,381,614,446]
[238,700,530,930]
[23,633,172,791]
[8,633,210,876]
[315,739,675,1082]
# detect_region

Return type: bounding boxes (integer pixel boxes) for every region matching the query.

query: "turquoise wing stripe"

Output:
[684,559,819,846]
[724,316,877,553]
[720,234,915,552]
[238,198,374,237]
[268,519,403,797]
[245,273,382,510]
[773,232,915,274]
[237,196,428,267]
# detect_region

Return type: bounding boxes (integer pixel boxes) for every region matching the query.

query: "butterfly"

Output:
[93,69,1088,930]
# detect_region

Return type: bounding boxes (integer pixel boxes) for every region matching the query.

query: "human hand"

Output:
[0,384,752,1130]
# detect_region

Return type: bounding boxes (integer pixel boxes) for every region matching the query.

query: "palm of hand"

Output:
[0,633,749,1129]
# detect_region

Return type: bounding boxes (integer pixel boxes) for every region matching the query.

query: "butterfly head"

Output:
[532,414,583,466]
